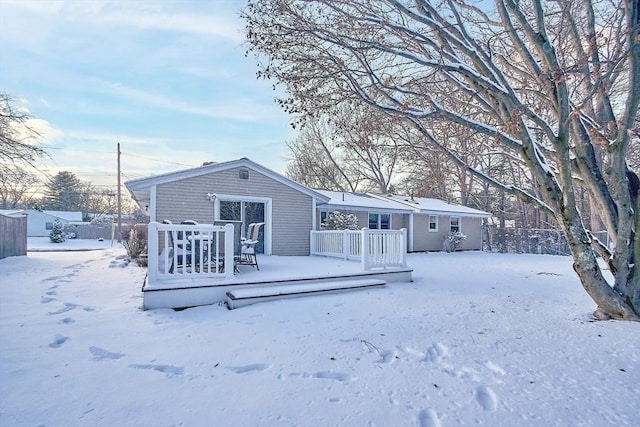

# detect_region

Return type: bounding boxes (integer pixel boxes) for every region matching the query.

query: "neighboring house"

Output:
[125,158,491,255]
[9,209,84,237]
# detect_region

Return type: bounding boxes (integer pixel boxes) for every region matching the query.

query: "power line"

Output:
[121,152,198,167]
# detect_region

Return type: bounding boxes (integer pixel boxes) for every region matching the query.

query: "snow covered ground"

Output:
[0,246,638,426]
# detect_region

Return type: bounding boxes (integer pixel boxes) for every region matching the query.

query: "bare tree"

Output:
[286,115,361,192]
[0,166,40,209]
[245,0,640,320]
[287,104,402,192]
[0,93,46,171]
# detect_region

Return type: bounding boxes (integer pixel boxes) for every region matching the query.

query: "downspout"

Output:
[409,213,414,252]
[150,185,157,221]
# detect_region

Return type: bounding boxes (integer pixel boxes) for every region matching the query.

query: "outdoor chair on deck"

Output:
[164,219,201,273]
[240,222,264,270]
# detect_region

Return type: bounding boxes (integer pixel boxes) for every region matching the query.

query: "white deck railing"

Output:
[310,228,407,270]
[147,221,235,286]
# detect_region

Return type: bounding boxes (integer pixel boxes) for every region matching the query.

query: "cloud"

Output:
[94,79,282,123]
[3,0,244,43]
[25,118,64,144]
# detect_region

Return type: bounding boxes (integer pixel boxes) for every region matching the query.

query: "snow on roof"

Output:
[41,210,84,221]
[379,194,491,217]
[0,209,26,217]
[315,190,412,212]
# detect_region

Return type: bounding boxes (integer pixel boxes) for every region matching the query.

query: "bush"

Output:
[325,211,359,230]
[443,231,466,252]
[49,219,66,243]
[122,225,147,263]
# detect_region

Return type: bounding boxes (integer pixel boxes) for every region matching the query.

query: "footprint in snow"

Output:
[89,346,125,361]
[476,385,498,411]
[59,317,75,324]
[482,360,506,376]
[47,303,78,315]
[228,364,270,374]
[129,364,184,376]
[49,334,70,348]
[418,409,442,427]
[424,343,448,363]
[314,371,352,382]
[379,349,398,364]
[41,296,55,304]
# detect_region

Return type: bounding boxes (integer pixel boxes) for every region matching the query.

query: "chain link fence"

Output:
[484,227,612,256]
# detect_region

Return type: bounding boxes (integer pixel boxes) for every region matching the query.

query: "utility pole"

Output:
[117,142,122,243]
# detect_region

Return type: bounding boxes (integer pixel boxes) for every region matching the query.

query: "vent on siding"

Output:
[239,169,249,180]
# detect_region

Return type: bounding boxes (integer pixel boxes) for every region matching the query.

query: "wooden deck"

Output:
[142,255,413,310]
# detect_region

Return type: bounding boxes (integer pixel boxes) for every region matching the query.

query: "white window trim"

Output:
[428,215,438,232]
[211,194,273,255]
[450,216,461,233]
[368,211,392,230]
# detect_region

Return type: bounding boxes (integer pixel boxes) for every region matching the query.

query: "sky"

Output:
[0,0,295,191]
[1,245,638,426]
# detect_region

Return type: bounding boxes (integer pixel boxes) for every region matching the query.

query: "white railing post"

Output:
[343,229,349,260]
[224,223,235,279]
[401,228,407,267]
[310,230,316,256]
[361,227,370,270]
[147,221,159,285]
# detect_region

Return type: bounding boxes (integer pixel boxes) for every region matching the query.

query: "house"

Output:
[125,158,331,256]
[316,191,490,251]
[0,209,83,237]
[370,194,490,251]
[125,158,491,255]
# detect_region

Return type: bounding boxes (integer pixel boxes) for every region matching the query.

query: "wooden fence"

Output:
[0,214,28,259]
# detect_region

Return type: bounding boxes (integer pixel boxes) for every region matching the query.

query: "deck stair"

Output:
[225,278,386,309]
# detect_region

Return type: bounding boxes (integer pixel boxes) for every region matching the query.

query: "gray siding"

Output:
[317,209,408,232]
[156,166,313,256]
[458,217,483,250]
[411,214,483,252]
[0,214,27,259]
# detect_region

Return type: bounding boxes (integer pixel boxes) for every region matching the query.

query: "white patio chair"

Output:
[240,222,264,270]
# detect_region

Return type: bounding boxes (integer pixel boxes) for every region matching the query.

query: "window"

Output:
[369,213,391,229]
[319,211,328,228]
[239,169,249,180]
[45,222,53,230]
[428,215,438,232]
[380,214,390,229]
[450,216,461,233]
[219,200,242,221]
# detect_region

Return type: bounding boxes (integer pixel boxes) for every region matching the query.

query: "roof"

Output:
[315,190,412,213]
[0,209,26,217]
[40,210,84,221]
[124,158,331,206]
[373,194,491,217]
[0,209,84,221]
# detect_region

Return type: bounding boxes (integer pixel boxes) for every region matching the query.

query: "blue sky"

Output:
[0,0,294,189]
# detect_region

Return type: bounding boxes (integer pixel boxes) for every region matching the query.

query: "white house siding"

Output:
[155,166,313,256]
[26,211,67,237]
